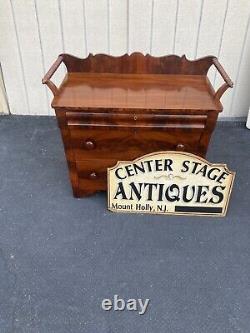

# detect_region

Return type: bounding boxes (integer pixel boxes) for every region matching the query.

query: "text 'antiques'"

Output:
[108,152,235,217]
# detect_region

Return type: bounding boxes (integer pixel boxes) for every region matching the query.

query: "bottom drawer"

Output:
[76,159,117,195]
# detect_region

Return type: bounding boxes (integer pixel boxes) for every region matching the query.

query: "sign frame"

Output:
[107,151,235,217]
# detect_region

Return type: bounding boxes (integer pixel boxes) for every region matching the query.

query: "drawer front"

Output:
[76,159,117,193]
[69,126,204,160]
[65,111,207,127]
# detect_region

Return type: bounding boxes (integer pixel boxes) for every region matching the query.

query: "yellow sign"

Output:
[107,152,235,217]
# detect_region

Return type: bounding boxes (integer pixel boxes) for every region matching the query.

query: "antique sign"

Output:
[107,152,235,217]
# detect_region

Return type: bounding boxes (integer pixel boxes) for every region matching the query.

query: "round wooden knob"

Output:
[84,140,95,150]
[176,143,185,151]
[89,172,97,179]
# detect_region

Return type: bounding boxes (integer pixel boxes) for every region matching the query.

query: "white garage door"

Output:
[0,0,249,117]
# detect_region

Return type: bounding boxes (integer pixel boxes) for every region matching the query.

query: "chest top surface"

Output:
[52,72,222,111]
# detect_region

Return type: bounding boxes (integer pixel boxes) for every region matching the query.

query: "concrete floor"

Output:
[0,115,250,333]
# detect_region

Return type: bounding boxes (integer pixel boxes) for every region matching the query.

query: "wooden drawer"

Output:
[65,111,207,127]
[68,126,204,160]
[76,159,117,195]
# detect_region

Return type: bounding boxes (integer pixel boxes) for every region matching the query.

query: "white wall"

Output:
[0,0,249,117]
[0,67,9,114]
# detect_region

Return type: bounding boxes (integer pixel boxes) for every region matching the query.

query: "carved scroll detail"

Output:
[60,52,215,75]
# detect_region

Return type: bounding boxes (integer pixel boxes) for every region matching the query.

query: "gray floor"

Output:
[0,115,250,333]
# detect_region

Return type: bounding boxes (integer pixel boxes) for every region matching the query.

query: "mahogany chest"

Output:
[42,53,233,197]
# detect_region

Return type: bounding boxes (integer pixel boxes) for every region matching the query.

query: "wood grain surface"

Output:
[52,73,222,111]
[42,53,233,197]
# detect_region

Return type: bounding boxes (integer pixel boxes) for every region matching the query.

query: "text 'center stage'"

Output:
[107,152,235,217]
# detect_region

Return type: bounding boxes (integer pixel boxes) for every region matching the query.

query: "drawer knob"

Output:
[84,140,95,150]
[176,143,185,151]
[89,172,97,179]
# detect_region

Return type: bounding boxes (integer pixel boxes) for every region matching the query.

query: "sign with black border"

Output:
[107,151,235,217]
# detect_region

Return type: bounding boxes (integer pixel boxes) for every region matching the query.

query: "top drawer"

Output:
[64,111,207,128]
